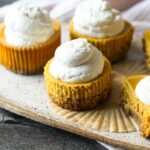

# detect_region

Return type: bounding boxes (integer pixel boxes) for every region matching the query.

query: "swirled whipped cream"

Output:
[49,38,104,83]
[4,5,54,46]
[73,0,125,38]
[135,76,150,106]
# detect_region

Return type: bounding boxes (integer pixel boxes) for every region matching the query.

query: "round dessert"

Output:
[44,38,112,110]
[70,0,134,62]
[121,75,150,137]
[0,5,61,74]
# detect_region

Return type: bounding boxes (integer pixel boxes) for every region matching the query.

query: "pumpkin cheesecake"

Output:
[122,75,150,137]
[44,38,112,110]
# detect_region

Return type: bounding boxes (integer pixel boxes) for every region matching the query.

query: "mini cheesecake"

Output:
[121,75,150,137]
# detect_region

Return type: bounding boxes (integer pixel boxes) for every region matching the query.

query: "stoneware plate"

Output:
[0,24,150,149]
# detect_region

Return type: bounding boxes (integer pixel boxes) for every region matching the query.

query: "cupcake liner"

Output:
[0,21,61,74]
[44,58,112,110]
[70,20,134,62]
[49,74,139,133]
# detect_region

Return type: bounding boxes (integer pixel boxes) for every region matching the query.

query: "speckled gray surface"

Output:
[0,103,106,150]
[0,122,106,150]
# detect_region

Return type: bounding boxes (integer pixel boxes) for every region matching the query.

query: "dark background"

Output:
[0,0,107,150]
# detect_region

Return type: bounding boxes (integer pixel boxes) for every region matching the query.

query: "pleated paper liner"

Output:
[49,53,150,133]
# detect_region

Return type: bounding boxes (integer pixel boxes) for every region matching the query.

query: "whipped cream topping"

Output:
[73,0,125,38]
[4,5,54,46]
[135,76,150,106]
[49,38,104,83]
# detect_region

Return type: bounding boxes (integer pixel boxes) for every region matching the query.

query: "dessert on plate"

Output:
[122,75,150,137]
[143,31,150,68]
[44,38,112,110]
[70,0,134,62]
[0,5,61,74]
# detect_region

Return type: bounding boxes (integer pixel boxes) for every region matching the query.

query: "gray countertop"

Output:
[0,0,107,150]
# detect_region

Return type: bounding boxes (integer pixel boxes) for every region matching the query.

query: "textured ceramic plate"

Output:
[0,24,150,149]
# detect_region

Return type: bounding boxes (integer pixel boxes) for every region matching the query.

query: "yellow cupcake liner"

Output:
[143,31,150,68]
[0,21,61,74]
[44,57,112,110]
[70,20,134,62]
